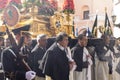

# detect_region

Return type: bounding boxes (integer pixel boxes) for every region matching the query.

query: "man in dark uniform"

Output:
[28,34,47,80]
[0,32,5,62]
[43,32,70,80]
[0,32,6,80]
[20,31,33,62]
[71,34,92,80]
[95,34,114,80]
[12,24,36,62]
[1,25,36,80]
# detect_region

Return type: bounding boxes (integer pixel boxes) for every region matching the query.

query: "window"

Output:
[83,10,89,19]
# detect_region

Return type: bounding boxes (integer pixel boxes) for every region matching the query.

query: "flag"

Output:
[92,15,98,37]
[104,12,113,35]
[104,12,111,28]
[75,27,78,37]
[87,27,92,38]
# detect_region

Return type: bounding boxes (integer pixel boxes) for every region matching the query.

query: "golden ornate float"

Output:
[0,5,74,38]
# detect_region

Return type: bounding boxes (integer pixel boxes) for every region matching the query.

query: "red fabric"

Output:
[63,0,74,10]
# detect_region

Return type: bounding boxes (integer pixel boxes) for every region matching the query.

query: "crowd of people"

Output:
[0,24,120,80]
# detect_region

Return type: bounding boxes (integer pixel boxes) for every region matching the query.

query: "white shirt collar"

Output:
[57,43,65,51]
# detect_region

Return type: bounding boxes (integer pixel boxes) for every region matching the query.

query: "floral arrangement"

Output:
[0,0,10,9]
[38,0,58,16]
[63,0,74,14]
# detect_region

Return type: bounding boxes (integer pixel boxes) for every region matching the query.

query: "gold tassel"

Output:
[93,27,97,37]
[99,25,105,34]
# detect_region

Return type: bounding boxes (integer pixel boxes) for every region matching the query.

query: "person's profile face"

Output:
[59,36,69,48]
[117,39,120,44]
[78,36,88,47]
[24,35,32,45]
[15,34,21,43]
[39,37,47,47]
[5,39,11,47]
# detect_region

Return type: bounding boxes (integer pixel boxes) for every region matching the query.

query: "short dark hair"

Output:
[56,32,68,42]
[77,34,86,40]
[101,34,109,40]
[37,34,46,42]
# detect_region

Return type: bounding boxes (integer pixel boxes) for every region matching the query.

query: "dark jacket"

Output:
[44,43,70,80]
[21,40,36,62]
[28,44,45,77]
[1,47,27,80]
[116,61,120,74]
[71,44,84,72]
[95,45,112,61]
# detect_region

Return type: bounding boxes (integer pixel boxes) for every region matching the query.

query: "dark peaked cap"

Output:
[12,24,31,35]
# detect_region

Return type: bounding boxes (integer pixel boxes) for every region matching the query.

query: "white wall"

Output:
[113,0,120,38]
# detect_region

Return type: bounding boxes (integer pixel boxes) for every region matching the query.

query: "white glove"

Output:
[25,71,36,80]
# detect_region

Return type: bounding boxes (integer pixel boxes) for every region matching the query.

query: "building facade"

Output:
[58,0,113,36]
[75,0,113,35]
